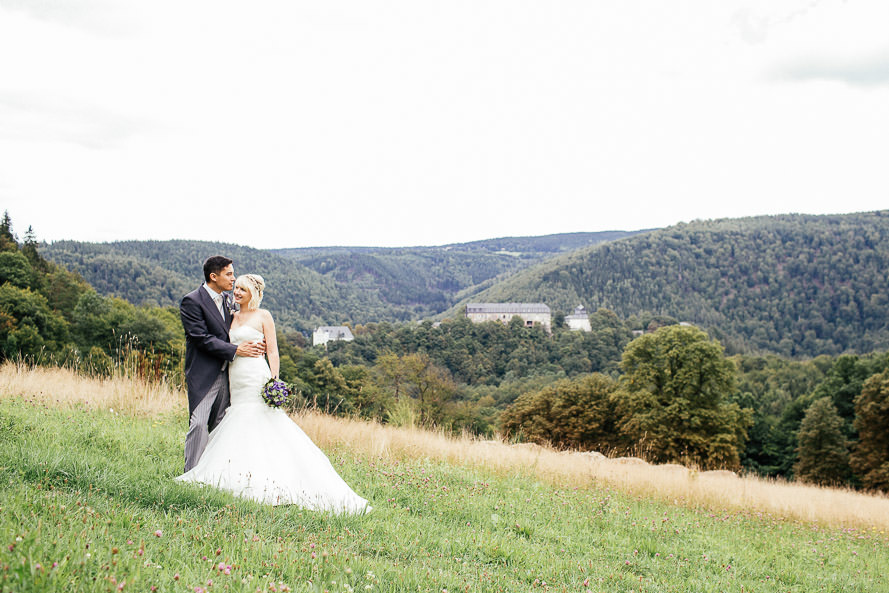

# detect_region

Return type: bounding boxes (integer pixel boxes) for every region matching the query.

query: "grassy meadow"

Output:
[1,363,888,592]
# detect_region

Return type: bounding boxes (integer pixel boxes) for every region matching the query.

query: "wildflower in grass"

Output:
[154,530,162,537]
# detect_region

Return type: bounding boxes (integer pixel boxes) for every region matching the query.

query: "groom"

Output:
[180,255,264,471]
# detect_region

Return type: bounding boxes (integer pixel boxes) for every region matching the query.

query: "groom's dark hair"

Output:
[203,255,233,282]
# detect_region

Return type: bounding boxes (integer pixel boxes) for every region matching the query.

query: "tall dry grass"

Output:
[0,361,184,416]
[3,361,887,531]
[295,410,889,532]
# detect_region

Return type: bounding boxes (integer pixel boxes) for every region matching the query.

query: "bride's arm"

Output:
[261,310,280,378]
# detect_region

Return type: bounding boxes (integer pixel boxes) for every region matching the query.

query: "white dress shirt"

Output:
[203,284,226,320]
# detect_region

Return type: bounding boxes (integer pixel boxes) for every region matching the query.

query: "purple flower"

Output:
[261,378,295,408]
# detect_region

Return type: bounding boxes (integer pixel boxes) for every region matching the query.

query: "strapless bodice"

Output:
[230,324,264,345]
[228,325,271,406]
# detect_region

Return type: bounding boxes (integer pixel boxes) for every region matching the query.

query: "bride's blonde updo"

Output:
[235,274,265,310]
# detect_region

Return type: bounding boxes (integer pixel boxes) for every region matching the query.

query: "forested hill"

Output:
[38,240,380,331]
[40,231,643,331]
[271,231,645,316]
[458,211,889,357]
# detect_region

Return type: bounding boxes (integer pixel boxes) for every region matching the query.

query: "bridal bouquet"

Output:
[261,377,294,408]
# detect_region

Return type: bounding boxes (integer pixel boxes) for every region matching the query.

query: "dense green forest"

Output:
[463,211,889,357]
[312,318,889,487]
[0,214,183,381]
[40,240,376,332]
[43,212,889,360]
[42,231,640,331]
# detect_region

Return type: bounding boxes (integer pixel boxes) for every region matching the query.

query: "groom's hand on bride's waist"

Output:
[235,340,265,358]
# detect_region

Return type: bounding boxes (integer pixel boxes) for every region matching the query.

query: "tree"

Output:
[0,251,35,289]
[412,354,457,425]
[71,292,115,350]
[373,352,456,426]
[0,284,69,358]
[21,225,45,273]
[794,397,850,485]
[310,358,350,413]
[616,324,752,469]
[41,266,91,321]
[811,354,889,439]
[851,370,889,492]
[501,373,624,451]
[0,211,17,252]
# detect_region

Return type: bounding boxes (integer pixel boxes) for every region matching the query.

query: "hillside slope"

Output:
[2,377,888,592]
[40,231,644,331]
[40,240,379,331]
[456,211,889,356]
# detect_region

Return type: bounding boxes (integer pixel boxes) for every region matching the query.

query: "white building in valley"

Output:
[465,303,552,332]
[313,325,355,347]
[565,305,592,332]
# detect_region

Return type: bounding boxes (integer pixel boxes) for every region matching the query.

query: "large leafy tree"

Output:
[851,370,889,492]
[501,373,624,451]
[794,397,850,485]
[0,251,37,290]
[0,284,69,358]
[811,354,889,438]
[616,325,751,469]
[374,352,456,425]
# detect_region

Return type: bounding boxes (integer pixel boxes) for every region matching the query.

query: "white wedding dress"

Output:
[176,325,370,513]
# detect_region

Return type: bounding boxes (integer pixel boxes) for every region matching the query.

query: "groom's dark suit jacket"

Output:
[180,286,239,415]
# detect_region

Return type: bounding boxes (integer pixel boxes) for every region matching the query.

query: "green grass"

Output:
[1,397,887,593]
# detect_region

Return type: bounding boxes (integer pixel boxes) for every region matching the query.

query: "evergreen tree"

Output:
[794,397,850,485]
[21,225,46,274]
[851,370,889,492]
[0,211,17,252]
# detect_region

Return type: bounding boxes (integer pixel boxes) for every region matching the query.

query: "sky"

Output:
[1,0,887,249]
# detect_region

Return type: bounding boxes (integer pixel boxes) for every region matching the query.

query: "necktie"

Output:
[215,294,225,319]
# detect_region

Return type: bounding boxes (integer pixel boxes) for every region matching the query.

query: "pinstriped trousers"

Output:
[183,371,230,472]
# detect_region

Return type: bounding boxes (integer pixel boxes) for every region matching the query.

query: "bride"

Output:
[176,274,370,513]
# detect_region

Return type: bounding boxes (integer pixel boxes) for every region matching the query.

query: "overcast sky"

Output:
[1,0,887,249]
